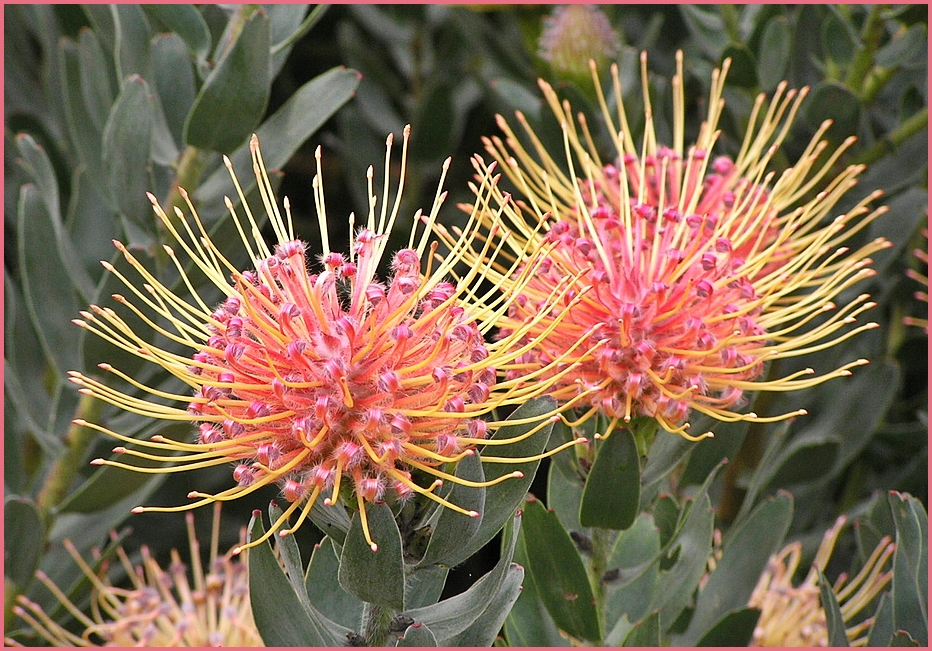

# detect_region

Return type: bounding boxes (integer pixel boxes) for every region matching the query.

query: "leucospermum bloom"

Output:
[748,516,894,646]
[438,52,890,439]
[7,506,261,647]
[70,127,586,553]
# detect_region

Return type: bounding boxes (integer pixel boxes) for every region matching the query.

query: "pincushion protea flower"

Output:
[70,127,586,553]
[439,52,890,440]
[6,506,261,647]
[748,516,894,646]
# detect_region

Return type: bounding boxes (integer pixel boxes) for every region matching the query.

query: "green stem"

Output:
[361,602,394,647]
[588,527,611,620]
[845,4,885,93]
[35,394,103,517]
[852,107,928,166]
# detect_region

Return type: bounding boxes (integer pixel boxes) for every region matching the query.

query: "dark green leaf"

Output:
[305,536,365,630]
[419,452,484,567]
[58,39,106,187]
[503,518,571,646]
[440,565,523,646]
[695,608,760,646]
[765,440,839,492]
[579,428,640,530]
[679,418,748,486]
[679,492,793,645]
[111,4,152,81]
[757,16,791,91]
[623,611,660,646]
[817,568,850,646]
[150,33,196,150]
[867,593,894,646]
[804,80,861,138]
[266,4,313,75]
[442,396,558,568]
[404,565,448,610]
[141,5,211,66]
[888,492,928,645]
[394,623,438,647]
[678,5,728,59]
[722,43,757,88]
[641,420,701,490]
[4,496,43,587]
[183,10,270,152]
[78,29,116,133]
[547,438,586,533]
[102,75,154,239]
[405,512,521,641]
[339,502,405,611]
[247,513,344,646]
[194,66,360,219]
[522,496,601,642]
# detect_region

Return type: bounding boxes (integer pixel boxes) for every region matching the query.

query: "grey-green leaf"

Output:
[757,16,791,91]
[247,513,344,646]
[102,75,155,239]
[183,10,270,152]
[305,536,365,630]
[441,396,558,568]
[695,608,761,646]
[579,428,640,530]
[111,4,152,81]
[418,452,484,567]
[678,491,793,645]
[339,502,406,611]
[141,5,211,67]
[404,512,521,641]
[395,623,438,647]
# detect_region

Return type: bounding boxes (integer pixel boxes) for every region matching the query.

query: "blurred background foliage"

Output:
[3,3,928,646]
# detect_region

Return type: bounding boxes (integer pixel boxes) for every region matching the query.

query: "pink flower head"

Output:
[440,52,890,440]
[71,127,585,553]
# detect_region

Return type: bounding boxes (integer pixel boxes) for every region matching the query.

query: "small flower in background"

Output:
[6,505,261,647]
[444,52,890,441]
[748,516,894,646]
[70,127,586,554]
[903,227,928,332]
[538,5,619,82]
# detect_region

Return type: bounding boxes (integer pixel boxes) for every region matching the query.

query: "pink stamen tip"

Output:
[187,491,198,498]
[131,507,145,514]
[97,363,112,370]
[113,447,126,454]
[151,435,165,442]
[465,449,476,456]
[73,419,87,426]
[512,471,525,479]
[593,433,602,440]
[90,458,104,465]
[323,498,334,506]
[468,511,480,518]
[370,543,379,552]
[232,546,243,556]
[575,437,589,444]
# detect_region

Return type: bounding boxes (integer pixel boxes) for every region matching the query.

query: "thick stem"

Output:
[361,602,394,647]
[845,4,886,93]
[853,107,928,166]
[35,394,103,517]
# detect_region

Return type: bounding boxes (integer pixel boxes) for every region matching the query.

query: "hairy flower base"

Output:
[437,52,890,439]
[71,127,588,553]
[7,506,261,647]
[749,516,894,646]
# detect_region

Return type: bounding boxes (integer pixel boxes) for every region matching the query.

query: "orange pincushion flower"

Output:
[437,52,890,440]
[70,127,585,553]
